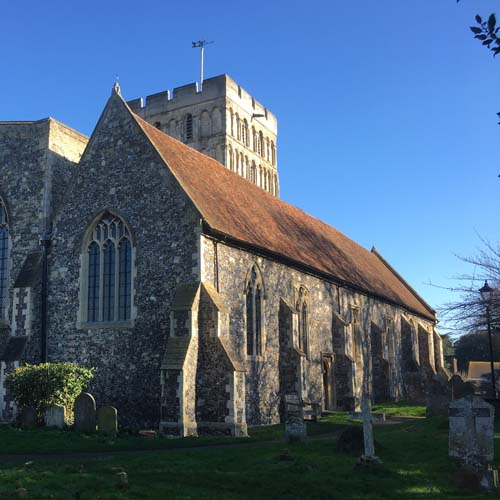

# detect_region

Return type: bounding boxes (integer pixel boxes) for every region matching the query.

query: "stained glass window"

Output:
[86,214,133,323]
[0,201,9,320]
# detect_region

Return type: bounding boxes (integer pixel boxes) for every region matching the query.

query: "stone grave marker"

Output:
[19,406,37,430]
[449,395,498,491]
[426,372,450,417]
[97,405,118,434]
[284,393,306,442]
[74,392,96,433]
[450,375,475,400]
[44,405,65,429]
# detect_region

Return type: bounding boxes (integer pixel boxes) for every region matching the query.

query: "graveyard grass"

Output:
[0,404,498,499]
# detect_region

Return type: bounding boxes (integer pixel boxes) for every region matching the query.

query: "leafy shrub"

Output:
[6,363,94,423]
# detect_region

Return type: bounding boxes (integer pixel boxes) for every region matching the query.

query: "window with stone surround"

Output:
[245,265,264,357]
[385,316,393,363]
[351,306,362,364]
[81,213,134,326]
[0,199,9,322]
[296,286,309,355]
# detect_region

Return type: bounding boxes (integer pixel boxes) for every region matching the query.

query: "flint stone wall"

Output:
[200,235,435,426]
[0,120,87,420]
[46,96,200,429]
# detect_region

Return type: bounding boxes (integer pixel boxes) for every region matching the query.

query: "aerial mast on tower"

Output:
[192,40,214,92]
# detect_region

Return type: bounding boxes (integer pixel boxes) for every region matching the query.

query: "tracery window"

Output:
[246,265,264,356]
[0,200,9,321]
[296,286,309,354]
[84,213,133,324]
[185,114,193,141]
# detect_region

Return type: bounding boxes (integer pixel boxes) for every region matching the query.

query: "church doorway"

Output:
[322,354,335,410]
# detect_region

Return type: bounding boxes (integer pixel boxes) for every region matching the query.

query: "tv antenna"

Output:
[192,40,214,92]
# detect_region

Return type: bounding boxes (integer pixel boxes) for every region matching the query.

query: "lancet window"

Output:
[246,265,264,356]
[0,200,9,321]
[297,286,309,355]
[84,214,133,324]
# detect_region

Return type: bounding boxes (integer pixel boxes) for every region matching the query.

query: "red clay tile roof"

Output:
[127,99,435,322]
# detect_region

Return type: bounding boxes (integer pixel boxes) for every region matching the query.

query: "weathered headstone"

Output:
[336,426,364,455]
[97,405,118,434]
[19,406,37,430]
[44,405,65,429]
[450,375,475,400]
[284,393,306,442]
[449,396,498,491]
[426,372,450,417]
[74,392,96,433]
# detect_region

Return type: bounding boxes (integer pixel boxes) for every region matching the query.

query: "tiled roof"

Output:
[126,98,435,321]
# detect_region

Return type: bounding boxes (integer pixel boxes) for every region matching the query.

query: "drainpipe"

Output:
[213,240,219,292]
[40,232,51,363]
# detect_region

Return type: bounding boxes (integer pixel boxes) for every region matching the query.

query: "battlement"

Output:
[128,74,277,133]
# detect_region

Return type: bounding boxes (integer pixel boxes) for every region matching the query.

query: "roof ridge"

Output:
[116,92,435,322]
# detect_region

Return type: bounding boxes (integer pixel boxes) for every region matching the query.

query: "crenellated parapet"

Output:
[127,74,279,197]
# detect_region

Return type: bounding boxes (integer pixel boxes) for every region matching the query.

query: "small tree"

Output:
[6,362,94,424]
[436,238,500,334]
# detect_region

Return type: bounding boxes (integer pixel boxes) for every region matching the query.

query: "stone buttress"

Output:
[160,282,247,436]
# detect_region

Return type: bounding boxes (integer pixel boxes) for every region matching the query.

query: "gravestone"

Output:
[19,406,37,429]
[44,405,65,429]
[284,393,306,442]
[336,426,364,455]
[450,375,475,400]
[426,372,450,417]
[449,396,498,491]
[74,392,96,433]
[97,406,118,434]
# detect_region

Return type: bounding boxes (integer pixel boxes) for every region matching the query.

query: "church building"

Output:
[0,75,444,434]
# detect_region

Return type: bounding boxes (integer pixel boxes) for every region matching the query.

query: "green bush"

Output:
[6,363,94,423]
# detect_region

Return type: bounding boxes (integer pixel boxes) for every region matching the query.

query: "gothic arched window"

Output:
[297,286,309,355]
[185,114,193,141]
[0,200,9,321]
[84,213,133,324]
[246,265,264,356]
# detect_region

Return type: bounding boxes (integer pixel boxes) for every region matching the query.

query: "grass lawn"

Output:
[371,401,427,418]
[0,404,498,499]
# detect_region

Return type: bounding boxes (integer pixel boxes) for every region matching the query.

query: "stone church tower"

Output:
[128,74,279,196]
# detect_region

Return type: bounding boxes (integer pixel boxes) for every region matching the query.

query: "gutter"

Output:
[201,222,436,324]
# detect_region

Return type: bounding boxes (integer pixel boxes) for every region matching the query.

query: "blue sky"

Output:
[1,1,499,333]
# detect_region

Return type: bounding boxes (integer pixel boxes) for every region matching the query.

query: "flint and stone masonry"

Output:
[0,76,445,433]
